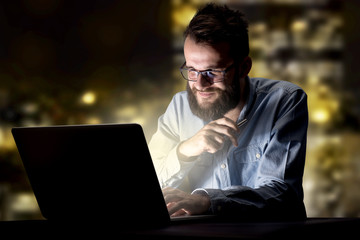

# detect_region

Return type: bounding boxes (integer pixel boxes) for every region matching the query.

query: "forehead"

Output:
[184,37,232,69]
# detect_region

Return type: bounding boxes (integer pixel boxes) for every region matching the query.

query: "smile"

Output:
[198,91,215,98]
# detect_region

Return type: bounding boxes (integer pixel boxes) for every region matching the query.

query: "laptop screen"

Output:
[12,123,170,228]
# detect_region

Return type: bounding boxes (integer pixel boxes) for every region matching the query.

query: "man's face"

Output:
[184,37,241,121]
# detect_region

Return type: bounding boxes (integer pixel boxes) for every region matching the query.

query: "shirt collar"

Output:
[238,76,256,122]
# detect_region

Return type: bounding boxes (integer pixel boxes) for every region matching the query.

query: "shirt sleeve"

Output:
[196,88,308,220]
[148,94,197,188]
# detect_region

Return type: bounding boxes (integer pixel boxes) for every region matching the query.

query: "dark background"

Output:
[0,0,359,220]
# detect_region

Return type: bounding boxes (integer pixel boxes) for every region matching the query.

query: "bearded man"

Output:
[149,3,308,221]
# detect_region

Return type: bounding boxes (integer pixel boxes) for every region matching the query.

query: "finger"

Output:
[218,117,240,146]
[209,120,239,138]
[204,133,226,153]
[171,209,188,217]
[167,202,180,216]
[164,193,183,204]
[225,130,239,147]
[162,187,180,198]
[208,124,238,147]
[214,117,239,132]
[166,202,177,209]
[162,187,174,195]
[162,186,177,192]
[167,201,187,216]
[162,187,186,198]
[213,134,226,146]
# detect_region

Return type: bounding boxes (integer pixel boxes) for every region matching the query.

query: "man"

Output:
[149,3,308,220]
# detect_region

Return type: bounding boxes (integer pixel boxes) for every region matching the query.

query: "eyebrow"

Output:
[185,64,223,71]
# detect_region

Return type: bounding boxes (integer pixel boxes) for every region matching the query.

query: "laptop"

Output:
[12,123,172,229]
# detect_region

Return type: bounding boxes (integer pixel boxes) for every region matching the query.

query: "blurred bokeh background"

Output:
[0,0,359,220]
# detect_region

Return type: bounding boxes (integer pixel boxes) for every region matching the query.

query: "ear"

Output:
[239,56,252,78]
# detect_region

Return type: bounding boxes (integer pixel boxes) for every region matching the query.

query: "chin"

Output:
[197,100,215,109]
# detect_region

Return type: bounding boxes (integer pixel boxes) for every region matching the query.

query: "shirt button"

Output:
[221,163,227,169]
[256,153,261,159]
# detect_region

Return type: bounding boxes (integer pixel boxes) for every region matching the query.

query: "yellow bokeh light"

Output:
[81,91,96,105]
[86,117,101,125]
[292,19,308,32]
[172,4,197,29]
[311,108,331,124]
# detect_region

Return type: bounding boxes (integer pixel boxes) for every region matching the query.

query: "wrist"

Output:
[192,189,212,214]
[177,141,198,161]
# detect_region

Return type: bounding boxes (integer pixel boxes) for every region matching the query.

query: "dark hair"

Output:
[184,3,249,60]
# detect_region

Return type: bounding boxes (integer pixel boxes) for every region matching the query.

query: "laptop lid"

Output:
[12,123,170,228]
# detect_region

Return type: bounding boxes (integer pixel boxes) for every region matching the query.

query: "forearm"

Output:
[150,137,197,188]
[198,183,306,220]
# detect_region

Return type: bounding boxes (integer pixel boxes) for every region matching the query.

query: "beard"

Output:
[187,77,241,122]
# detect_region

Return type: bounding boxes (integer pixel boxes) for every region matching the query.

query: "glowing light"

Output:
[131,117,146,126]
[81,91,96,105]
[116,105,138,118]
[86,117,101,125]
[292,19,307,32]
[11,193,39,212]
[172,4,197,29]
[0,127,17,150]
[312,108,330,124]
[0,128,4,147]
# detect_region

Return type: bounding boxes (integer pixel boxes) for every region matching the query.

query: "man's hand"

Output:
[162,187,211,217]
[178,117,239,158]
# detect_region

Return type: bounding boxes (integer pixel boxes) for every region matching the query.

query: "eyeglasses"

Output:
[179,62,235,83]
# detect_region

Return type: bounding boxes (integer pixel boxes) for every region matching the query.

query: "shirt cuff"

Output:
[191,188,209,196]
[191,188,212,214]
[196,188,227,214]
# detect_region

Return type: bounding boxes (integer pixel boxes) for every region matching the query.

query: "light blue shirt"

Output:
[149,77,308,219]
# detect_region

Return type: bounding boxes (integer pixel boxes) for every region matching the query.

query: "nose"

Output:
[194,73,212,90]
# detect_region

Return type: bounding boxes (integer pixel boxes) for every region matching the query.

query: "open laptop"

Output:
[12,123,173,228]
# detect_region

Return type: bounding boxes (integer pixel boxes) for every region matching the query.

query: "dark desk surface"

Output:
[1,218,359,239]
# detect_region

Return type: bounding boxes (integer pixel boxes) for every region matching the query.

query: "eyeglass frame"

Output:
[179,62,236,83]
